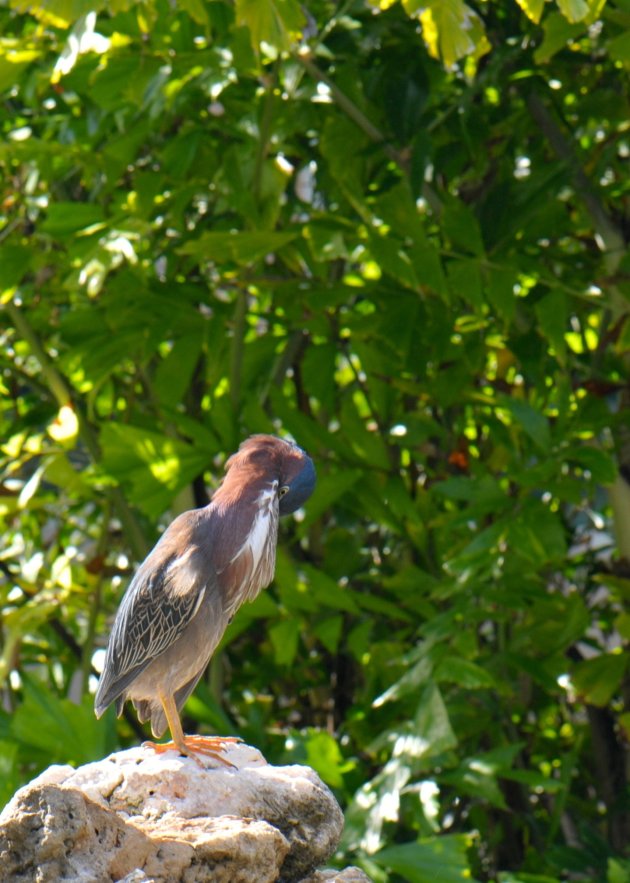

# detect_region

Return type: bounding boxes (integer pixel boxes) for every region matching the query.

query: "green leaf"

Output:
[11,676,106,766]
[500,396,551,451]
[536,292,568,366]
[507,501,567,565]
[434,656,500,690]
[375,834,476,883]
[447,258,484,310]
[373,653,434,708]
[565,445,617,483]
[501,769,564,792]
[499,873,565,883]
[0,47,41,94]
[235,0,305,52]
[608,29,630,64]
[615,612,630,641]
[178,230,298,264]
[304,730,349,788]
[511,594,589,657]
[442,199,485,256]
[319,116,368,201]
[369,233,419,291]
[434,476,507,519]
[534,12,586,63]
[556,0,590,22]
[0,244,32,291]
[414,682,458,757]
[572,653,628,707]
[8,0,93,28]
[486,266,517,321]
[41,202,105,235]
[100,423,210,516]
[268,617,300,666]
[301,564,361,613]
[440,756,508,809]
[607,857,630,883]
[412,0,489,67]
[313,614,344,653]
[153,332,204,408]
[179,0,210,25]
[514,0,546,23]
[0,738,20,809]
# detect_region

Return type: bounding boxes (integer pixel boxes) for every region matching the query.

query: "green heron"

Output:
[94,434,316,763]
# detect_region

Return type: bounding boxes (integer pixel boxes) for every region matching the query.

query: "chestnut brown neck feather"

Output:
[211,452,280,509]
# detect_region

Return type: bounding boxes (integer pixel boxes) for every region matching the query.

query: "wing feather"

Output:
[94,548,207,714]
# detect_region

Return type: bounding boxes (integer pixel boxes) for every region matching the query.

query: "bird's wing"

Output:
[94,545,209,713]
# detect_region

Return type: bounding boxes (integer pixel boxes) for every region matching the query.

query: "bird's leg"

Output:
[143,692,239,767]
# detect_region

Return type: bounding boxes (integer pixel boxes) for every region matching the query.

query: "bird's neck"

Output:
[211,466,275,512]
[207,467,279,575]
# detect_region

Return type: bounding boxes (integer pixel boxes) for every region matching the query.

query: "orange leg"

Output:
[143,691,241,768]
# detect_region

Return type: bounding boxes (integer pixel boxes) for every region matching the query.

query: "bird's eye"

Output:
[279,486,289,498]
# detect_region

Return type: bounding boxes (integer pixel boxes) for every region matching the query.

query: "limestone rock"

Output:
[0,742,347,883]
[301,869,372,882]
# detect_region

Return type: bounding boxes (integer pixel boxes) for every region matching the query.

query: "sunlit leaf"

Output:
[235,0,304,52]
[304,729,350,788]
[9,0,99,28]
[100,424,210,516]
[514,0,546,23]
[0,46,41,93]
[556,0,589,22]
[415,0,490,67]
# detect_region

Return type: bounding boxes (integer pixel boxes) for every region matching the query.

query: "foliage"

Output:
[2,0,630,880]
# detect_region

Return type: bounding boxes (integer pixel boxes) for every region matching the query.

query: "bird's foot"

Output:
[143,735,242,768]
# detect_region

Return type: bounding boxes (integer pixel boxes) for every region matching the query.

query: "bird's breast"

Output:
[247,483,278,571]
[218,483,279,615]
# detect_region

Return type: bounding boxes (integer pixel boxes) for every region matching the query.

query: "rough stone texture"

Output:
[0,743,353,883]
[301,870,372,882]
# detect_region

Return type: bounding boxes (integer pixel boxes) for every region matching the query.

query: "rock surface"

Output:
[0,742,357,883]
[301,870,372,882]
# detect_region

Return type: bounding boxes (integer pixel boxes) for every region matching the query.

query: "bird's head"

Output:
[218,434,316,515]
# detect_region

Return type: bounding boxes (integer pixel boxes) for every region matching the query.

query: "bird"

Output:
[94,434,316,764]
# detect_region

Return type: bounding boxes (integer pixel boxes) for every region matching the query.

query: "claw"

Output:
[143,735,240,768]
